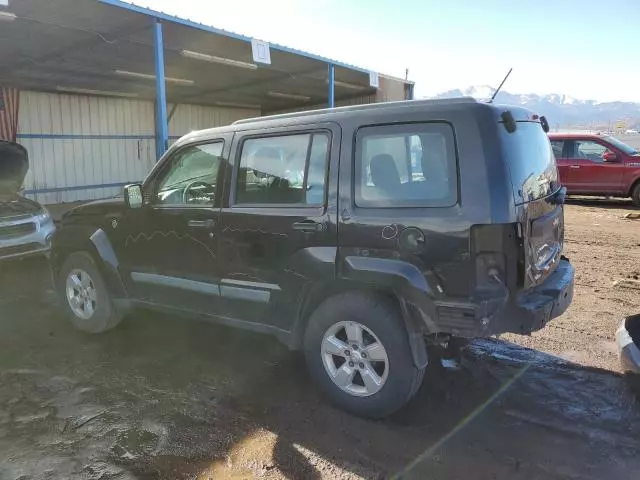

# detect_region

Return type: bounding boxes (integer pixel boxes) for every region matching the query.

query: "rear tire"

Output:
[303,292,425,418]
[57,251,123,334]
[631,183,640,207]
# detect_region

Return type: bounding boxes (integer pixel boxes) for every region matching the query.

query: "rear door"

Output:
[566,139,625,194]
[216,124,339,331]
[338,118,467,298]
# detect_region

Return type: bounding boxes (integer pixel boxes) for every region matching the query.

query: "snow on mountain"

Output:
[462,85,495,100]
[433,86,590,106]
[431,86,640,127]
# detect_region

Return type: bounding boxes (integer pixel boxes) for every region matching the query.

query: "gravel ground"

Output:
[1,199,639,479]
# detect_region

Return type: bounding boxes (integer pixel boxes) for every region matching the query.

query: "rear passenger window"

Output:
[235,132,329,206]
[355,122,457,208]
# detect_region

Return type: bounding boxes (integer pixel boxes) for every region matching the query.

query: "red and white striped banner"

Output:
[0,87,20,142]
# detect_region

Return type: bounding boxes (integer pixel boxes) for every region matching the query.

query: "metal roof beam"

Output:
[165,67,324,106]
[97,0,371,74]
[328,63,335,108]
[154,20,168,159]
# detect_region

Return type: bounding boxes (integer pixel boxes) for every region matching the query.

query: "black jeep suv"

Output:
[51,99,574,418]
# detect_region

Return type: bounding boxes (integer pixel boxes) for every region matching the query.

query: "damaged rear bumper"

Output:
[426,259,574,338]
[500,258,574,335]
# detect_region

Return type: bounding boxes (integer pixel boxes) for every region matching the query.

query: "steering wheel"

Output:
[182,181,212,204]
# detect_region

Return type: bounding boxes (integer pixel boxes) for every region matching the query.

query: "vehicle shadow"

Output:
[566,196,636,210]
[2,259,640,479]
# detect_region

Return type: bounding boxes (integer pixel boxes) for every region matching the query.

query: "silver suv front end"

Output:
[0,208,56,261]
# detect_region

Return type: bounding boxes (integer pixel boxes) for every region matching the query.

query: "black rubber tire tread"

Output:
[303,292,426,419]
[57,251,123,334]
[632,182,640,207]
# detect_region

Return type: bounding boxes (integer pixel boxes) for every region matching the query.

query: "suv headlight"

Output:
[35,208,53,226]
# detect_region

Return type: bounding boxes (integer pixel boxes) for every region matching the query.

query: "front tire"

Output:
[632,183,640,207]
[303,292,425,418]
[57,251,123,334]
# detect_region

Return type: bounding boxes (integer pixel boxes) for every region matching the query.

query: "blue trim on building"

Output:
[328,63,335,108]
[408,84,415,100]
[24,181,138,195]
[17,133,155,140]
[16,134,182,140]
[154,20,169,160]
[97,0,370,75]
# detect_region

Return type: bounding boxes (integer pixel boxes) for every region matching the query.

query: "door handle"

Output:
[188,219,216,229]
[292,220,325,232]
[569,165,581,169]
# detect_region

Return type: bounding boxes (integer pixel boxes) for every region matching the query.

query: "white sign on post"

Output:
[251,39,271,65]
[369,71,379,89]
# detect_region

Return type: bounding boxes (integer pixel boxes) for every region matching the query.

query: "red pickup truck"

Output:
[549,132,640,206]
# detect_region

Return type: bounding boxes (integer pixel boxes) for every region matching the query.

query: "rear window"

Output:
[355,122,458,208]
[500,121,560,204]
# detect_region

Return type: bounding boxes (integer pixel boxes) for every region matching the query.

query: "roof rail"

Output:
[233,97,478,125]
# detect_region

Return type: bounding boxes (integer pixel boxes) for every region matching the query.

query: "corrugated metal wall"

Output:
[375,75,410,102]
[270,94,376,115]
[269,76,409,115]
[18,91,156,204]
[168,103,259,143]
[15,81,404,205]
[17,91,258,204]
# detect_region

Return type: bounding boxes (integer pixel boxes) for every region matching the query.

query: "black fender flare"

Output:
[342,256,440,329]
[52,226,128,299]
[293,256,436,369]
[342,256,437,369]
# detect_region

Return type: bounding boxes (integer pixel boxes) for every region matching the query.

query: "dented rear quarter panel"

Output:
[336,103,517,307]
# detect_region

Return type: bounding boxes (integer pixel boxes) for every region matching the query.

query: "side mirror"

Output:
[124,183,144,209]
[602,151,618,162]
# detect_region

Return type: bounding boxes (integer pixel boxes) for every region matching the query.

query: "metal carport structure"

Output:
[0,0,414,202]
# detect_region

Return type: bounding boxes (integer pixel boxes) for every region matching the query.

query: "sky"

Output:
[140,0,640,103]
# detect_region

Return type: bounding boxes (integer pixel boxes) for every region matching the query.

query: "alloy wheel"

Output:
[65,268,97,320]
[321,321,389,397]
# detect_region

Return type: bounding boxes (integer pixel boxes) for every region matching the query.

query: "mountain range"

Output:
[431,86,640,129]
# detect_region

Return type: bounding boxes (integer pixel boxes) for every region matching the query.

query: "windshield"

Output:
[602,135,638,155]
[500,121,560,204]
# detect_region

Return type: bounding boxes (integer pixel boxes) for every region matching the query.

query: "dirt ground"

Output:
[507,198,640,371]
[1,199,640,480]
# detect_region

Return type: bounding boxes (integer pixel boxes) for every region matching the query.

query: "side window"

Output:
[153,142,223,206]
[575,140,608,163]
[355,122,457,208]
[551,140,565,159]
[235,132,330,206]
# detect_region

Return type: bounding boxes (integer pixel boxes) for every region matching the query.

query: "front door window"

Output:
[154,142,223,206]
[574,140,608,163]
